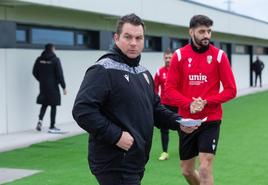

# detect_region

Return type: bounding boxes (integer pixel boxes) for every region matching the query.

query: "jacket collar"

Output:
[190,39,209,53]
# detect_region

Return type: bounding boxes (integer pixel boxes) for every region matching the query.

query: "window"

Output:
[16,29,27,43]
[77,33,85,45]
[170,38,188,51]
[220,42,232,62]
[32,28,74,45]
[220,43,228,53]
[144,36,161,51]
[254,46,265,55]
[16,24,100,49]
[265,47,268,54]
[235,44,250,54]
[170,38,181,51]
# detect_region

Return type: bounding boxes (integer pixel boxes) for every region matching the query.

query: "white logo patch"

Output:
[124,74,129,82]
[212,139,216,150]
[207,55,213,64]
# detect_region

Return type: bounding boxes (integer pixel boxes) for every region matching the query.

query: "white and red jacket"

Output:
[165,44,237,121]
[154,66,177,107]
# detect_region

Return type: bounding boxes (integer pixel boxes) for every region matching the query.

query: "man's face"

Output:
[190,25,212,48]
[164,53,172,67]
[114,23,144,59]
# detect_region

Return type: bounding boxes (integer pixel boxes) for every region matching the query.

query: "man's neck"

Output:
[190,39,209,53]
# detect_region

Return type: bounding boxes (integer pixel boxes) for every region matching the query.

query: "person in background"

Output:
[154,48,178,161]
[33,43,67,133]
[72,13,193,185]
[165,15,237,185]
[252,56,265,87]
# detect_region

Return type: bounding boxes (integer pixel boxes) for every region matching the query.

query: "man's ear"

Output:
[189,28,193,37]
[114,33,119,42]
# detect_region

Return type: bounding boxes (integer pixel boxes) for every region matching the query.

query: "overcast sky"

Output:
[190,0,268,22]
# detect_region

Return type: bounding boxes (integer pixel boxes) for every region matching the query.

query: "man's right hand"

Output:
[63,89,67,95]
[190,97,207,114]
[180,125,198,134]
[116,131,134,151]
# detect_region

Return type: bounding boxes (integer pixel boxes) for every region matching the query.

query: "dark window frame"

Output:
[16,24,100,50]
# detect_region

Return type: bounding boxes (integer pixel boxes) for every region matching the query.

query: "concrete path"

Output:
[0,168,41,184]
[0,122,85,153]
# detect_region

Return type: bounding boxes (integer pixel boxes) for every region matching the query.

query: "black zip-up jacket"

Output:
[72,45,181,175]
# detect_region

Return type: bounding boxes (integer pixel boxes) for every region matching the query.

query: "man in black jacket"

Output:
[72,14,185,185]
[252,56,265,87]
[33,43,67,133]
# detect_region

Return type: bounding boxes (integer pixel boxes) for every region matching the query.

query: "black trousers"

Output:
[255,73,262,87]
[95,172,143,185]
[39,105,56,128]
[160,105,178,152]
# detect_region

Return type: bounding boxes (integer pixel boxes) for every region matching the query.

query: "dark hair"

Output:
[116,13,145,35]
[189,15,213,28]
[44,43,54,52]
[164,48,172,55]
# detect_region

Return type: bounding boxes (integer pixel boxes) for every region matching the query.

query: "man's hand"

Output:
[176,117,207,133]
[116,131,134,151]
[180,125,198,134]
[190,97,207,114]
[63,89,67,95]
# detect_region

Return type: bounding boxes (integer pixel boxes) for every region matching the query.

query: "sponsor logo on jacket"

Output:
[189,73,208,85]
[40,60,52,64]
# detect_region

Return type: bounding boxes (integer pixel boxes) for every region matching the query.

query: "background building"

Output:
[0,0,268,134]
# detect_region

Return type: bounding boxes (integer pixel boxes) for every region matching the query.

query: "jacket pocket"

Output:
[88,140,124,174]
[121,140,146,170]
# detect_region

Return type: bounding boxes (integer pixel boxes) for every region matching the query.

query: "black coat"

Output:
[33,51,66,105]
[72,46,180,175]
[252,59,265,74]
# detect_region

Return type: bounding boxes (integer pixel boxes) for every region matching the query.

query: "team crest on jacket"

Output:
[143,73,150,84]
[207,55,213,64]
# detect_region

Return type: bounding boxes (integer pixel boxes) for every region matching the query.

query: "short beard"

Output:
[193,35,210,48]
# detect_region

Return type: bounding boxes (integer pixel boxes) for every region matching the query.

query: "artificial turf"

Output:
[0,91,268,185]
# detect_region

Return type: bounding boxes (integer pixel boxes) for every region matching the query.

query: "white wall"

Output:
[232,54,251,89]
[3,49,105,133]
[141,52,163,76]
[2,48,267,134]
[1,49,164,134]
[0,49,7,134]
